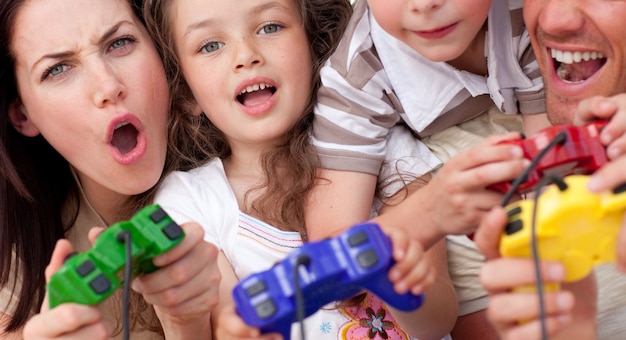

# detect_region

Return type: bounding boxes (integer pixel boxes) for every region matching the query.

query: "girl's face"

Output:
[367,0,491,63]
[172,0,313,150]
[11,0,169,205]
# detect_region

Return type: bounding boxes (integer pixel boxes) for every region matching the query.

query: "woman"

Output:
[0,0,219,338]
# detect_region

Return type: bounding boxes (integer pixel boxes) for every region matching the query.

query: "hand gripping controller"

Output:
[47,204,185,308]
[232,222,424,339]
[490,120,608,194]
[500,175,626,283]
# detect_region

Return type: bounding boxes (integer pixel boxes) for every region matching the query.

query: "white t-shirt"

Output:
[155,158,451,340]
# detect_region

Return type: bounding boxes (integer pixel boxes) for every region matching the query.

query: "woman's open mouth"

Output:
[107,114,147,165]
[111,121,138,155]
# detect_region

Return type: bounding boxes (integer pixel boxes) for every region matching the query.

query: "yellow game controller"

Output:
[500,175,626,283]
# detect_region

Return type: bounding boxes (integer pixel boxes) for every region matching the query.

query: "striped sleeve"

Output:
[311,0,402,175]
[510,1,545,115]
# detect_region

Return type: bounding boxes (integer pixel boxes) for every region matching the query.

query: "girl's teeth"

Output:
[241,83,270,95]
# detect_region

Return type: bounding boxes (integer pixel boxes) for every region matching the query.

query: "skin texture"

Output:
[524,0,626,126]
[172,0,313,152]
[3,0,221,338]
[367,0,491,72]
[9,0,169,221]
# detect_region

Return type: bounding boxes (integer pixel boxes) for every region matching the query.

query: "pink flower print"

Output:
[359,307,394,339]
[339,294,410,339]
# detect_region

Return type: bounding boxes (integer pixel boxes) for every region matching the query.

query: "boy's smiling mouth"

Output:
[552,48,606,83]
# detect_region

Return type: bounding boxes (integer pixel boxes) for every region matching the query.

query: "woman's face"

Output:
[10,0,169,206]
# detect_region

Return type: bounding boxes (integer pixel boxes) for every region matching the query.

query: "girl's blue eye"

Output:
[200,41,224,53]
[259,24,281,35]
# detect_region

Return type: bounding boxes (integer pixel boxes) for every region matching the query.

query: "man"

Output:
[475,1,626,339]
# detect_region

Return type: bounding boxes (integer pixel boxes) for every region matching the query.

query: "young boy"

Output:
[307,0,549,338]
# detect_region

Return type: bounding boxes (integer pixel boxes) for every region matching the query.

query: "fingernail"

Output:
[556,293,573,309]
[511,146,523,157]
[587,176,602,192]
[547,263,565,280]
[607,146,621,159]
[599,100,615,111]
[394,282,408,294]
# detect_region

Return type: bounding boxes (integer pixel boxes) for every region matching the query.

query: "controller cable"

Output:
[500,131,568,207]
[117,230,132,340]
[294,255,311,340]
[530,174,567,340]
[500,131,568,340]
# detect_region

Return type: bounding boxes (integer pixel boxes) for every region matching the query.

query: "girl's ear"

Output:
[8,100,40,137]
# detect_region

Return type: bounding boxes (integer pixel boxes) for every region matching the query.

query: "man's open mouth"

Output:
[552,48,606,83]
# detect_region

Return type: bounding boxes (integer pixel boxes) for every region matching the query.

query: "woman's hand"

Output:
[23,239,111,340]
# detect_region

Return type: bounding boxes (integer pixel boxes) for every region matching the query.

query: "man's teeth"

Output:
[239,83,270,95]
[551,49,605,64]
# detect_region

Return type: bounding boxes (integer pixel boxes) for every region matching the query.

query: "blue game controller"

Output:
[232,222,424,339]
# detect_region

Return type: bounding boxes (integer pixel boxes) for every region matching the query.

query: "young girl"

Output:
[144,0,456,338]
[0,0,219,338]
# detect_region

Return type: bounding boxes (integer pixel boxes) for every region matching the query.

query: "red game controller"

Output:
[489,120,608,194]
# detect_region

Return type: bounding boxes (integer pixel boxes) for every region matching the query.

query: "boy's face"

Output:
[367,0,491,63]
[524,0,626,126]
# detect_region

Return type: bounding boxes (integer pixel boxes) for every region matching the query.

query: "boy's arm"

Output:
[389,239,458,339]
[305,169,377,241]
[522,112,550,136]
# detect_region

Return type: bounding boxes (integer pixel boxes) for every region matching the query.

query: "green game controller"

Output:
[47,204,184,308]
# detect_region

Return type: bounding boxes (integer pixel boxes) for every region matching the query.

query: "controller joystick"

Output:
[490,120,608,194]
[47,204,185,308]
[232,222,424,340]
[500,175,626,283]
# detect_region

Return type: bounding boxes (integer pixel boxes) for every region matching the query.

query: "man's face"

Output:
[524,0,626,125]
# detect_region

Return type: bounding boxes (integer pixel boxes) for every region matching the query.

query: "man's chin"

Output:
[546,98,576,126]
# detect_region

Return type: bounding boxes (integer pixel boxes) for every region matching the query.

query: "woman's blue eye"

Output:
[42,64,68,80]
[109,36,136,52]
[111,39,128,49]
[259,24,281,35]
[201,41,224,53]
[49,65,65,76]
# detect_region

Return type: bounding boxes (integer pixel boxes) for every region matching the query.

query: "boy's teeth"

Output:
[551,49,605,64]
